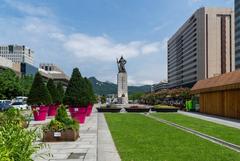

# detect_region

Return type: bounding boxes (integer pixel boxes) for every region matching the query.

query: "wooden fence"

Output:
[199,89,240,119]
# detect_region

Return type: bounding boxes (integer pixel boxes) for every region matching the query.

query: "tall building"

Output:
[235,0,240,69]
[168,7,235,88]
[0,45,34,65]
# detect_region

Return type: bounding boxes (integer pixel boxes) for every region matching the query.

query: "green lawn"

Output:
[105,113,240,161]
[152,113,240,146]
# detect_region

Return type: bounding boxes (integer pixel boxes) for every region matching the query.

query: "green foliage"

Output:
[47,79,60,104]
[84,77,96,104]
[0,69,23,99]
[27,72,52,105]
[56,82,65,103]
[0,108,43,161]
[129,92,144,101]
[63,68,88,106]
[44,105,79,132]
[100,95,106,104]
[19,75,34,96]
[0,108,26,127]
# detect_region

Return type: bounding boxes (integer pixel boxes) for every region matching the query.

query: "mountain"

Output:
[88,77,151,95]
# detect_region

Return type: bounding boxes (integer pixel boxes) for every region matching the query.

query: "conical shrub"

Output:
[27,72,52,105]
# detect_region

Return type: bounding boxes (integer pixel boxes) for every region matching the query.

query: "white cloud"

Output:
[62,33,164,61]
[4,0,53,17]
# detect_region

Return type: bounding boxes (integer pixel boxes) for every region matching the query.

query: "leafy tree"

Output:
[19,75,34,96]
[56,82,65,103]
[129,92,144,101]
[27,72,52,105]
[0,69,23,99]
[63,68,88,106]
[47,79,60,104]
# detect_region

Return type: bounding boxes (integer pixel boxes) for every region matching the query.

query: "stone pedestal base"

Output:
[117,72,128,104]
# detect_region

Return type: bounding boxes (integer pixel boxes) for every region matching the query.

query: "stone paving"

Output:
[178,111,240,129]
[32,108,121,161]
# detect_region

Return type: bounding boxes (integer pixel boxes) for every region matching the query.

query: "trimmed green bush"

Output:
[47,79,61,104]
[27,72,52,105]
[63,68,87,106]
[84,77,96,104]
[56,82,65,103]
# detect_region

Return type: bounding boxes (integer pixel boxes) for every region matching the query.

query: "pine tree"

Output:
[84,77,95,104]
[63,68,88,106]
[27,72,52,105]
[56,82,65,103]
[47,79,60,104]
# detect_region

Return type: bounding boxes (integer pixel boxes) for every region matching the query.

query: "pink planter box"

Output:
[86,104,93,116]
[69,106,87,124]
[48,104,59,116]
[32,105,49,121]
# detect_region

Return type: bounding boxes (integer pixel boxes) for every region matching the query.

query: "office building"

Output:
[168,7,235,88]
[0,45,34,65]
[235,0,240,69]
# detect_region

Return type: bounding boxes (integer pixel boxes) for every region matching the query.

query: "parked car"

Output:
[11,102,29,110]
[0,100,12,111]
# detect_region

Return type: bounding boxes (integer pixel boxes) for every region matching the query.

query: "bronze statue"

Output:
[117,56,127,73]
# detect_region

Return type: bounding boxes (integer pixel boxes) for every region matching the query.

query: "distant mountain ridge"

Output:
[88,77,151,95]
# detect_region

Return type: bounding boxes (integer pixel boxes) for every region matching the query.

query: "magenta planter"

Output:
[48,104,58,116]
[32,105,49,121]
[69,106,87,124]
[86,104,93,116]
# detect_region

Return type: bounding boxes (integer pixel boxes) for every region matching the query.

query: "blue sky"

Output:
[0,0,233,85]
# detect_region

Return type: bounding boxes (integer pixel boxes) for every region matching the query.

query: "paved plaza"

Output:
[32,108,121,161]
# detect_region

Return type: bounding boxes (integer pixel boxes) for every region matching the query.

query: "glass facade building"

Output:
[236,0,240,69]
[20,63,38,76]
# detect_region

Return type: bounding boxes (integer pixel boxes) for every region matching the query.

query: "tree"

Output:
[83,77,96,104]
[63,68,88,106]
[27,72,52,105]
[47,79,60,104]
[0,69,23,99]
[56,82,65,103]
[19,75,34,96]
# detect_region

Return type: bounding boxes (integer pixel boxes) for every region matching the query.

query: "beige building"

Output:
[168,7,235,88]
[39,63,69,88]
[0,45,34,65]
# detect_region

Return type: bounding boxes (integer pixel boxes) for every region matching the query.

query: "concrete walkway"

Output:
[97,113,121,161]
[178,111,240,129]
[33,111,97,161]
[32,109,121,161]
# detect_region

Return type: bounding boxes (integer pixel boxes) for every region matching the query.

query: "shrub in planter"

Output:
[63,68,88,123]
[84,78,95,116]
[47,79,61,116]
[151,104,178,112]
[43,105,79,142]
[28,72,52,121]
[96,104,122,113]
[125,106,150,113]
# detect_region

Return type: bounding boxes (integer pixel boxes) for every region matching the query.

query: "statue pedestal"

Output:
[117,72,128,104]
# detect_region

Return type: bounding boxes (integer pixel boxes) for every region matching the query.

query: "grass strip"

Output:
[105,113,240,161]
[152,113,240,146]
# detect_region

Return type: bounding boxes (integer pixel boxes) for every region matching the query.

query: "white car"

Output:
[11,102,29,110]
